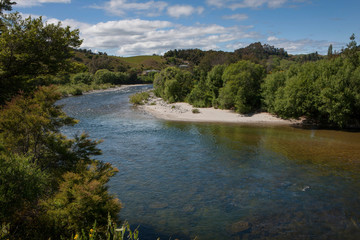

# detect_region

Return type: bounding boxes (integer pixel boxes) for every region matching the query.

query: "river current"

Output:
[58,85,360,240]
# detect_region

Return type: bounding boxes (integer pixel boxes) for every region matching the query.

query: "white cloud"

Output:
[93,0,168,17]
[167,5,204,18]
[50,17,258,56]
[16,0,70,7]
[266,36,340,54]
[207,0,288,9]
[223,14,248,21]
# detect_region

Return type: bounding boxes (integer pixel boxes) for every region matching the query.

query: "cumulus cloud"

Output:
[266,35,340,54]
[167,5,204,18]
[50,17,258,56]
[223,14,249,21]
[93,0,168,17]
[16,0,71,7]
[206,0,288,9]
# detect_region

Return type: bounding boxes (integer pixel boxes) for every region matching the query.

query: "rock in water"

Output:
[230,221,251,234]
[149,202,168,209]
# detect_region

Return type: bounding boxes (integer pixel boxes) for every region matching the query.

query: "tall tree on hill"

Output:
[327,44,333,59]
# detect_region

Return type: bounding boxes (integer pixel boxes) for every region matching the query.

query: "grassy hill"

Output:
[73,49,167,74]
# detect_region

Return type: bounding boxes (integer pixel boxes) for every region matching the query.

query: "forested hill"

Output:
[163,42,325,73]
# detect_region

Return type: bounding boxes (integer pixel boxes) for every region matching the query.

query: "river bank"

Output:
[140,95,301,125]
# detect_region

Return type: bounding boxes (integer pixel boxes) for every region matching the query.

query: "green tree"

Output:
[327,44,333,58]
[261,71,287,112]
[0,153,48,224]
[41,162,121,238]
[219,60,265,113]
[0,86,122,239]
[343,33,359,66]
[0,0,15,16]
[153,67,193,102]
[0,13,82,103]
[206,64,225,102]
[71,72,94,85]
[94,69,117,84]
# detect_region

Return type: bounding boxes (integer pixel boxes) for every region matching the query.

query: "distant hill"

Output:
[73,49,167,74]
[73,43,325,75]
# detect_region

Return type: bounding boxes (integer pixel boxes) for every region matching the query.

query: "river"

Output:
[58,85,360,240]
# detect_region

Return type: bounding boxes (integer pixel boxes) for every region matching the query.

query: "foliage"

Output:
[41,162,121,237]
[261,50,360,127]
[219,60,265,113]
[0,86,121,239]
[71,216,139,240]
[0,13,82,103]
[206,64,226,107]
[94,69,118,84]
[153,67,193,103]
[72,72,94,85]
[234,42,288,62]
[0,0,15,15]
[0,153,48,224]
[129,91,150,105]
[192,108,200,114]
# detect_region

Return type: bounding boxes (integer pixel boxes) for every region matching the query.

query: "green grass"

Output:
[121,55,166,69]
[122,55,163,64]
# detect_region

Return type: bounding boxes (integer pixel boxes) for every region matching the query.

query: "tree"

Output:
[0,13,82,103]
[219,60,265,113]
[0,0,15,16]
[343,33,359,66]
[0,86,122,238]
[328,44,333,58]
[153,67,193,102]
[41,162,121,238]
[0,153,48,224]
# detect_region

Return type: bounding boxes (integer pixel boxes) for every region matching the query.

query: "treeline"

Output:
[0,2,127,239]
[155,36,360,128]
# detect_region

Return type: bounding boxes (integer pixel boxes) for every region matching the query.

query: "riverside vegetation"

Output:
[149,36,360,128]
[0,2,141,239]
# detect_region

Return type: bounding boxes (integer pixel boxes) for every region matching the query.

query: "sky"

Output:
[9,0,360,57]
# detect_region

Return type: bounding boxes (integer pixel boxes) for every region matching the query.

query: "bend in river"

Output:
[58,85,360,240]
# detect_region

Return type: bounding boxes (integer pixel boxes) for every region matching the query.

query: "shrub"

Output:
[94,69,118,84]
[71,73,94,85]
[129,92,150,105]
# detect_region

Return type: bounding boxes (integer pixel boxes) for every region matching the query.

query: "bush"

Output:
[71,88,83,96]
[95,69,118,84]
[71,73,94,85]
[129,91,150,105]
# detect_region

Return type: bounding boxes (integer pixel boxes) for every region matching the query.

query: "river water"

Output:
[58,85,360,240]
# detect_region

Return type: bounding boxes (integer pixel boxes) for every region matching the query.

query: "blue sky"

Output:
[10,0,360,56]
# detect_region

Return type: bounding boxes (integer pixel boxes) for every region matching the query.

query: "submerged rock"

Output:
[183,204,195,213]
[149,202,168,209]
[230,221,252,234]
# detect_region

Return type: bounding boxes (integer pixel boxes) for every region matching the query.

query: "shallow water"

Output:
[58,85,360,240]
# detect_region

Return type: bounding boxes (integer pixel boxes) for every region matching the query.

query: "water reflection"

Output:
[59,86,360,240]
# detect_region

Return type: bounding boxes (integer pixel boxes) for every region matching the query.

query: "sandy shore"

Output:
[141,96,300,125]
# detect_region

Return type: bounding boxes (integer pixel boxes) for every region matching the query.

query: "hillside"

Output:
[73,49,167,74]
